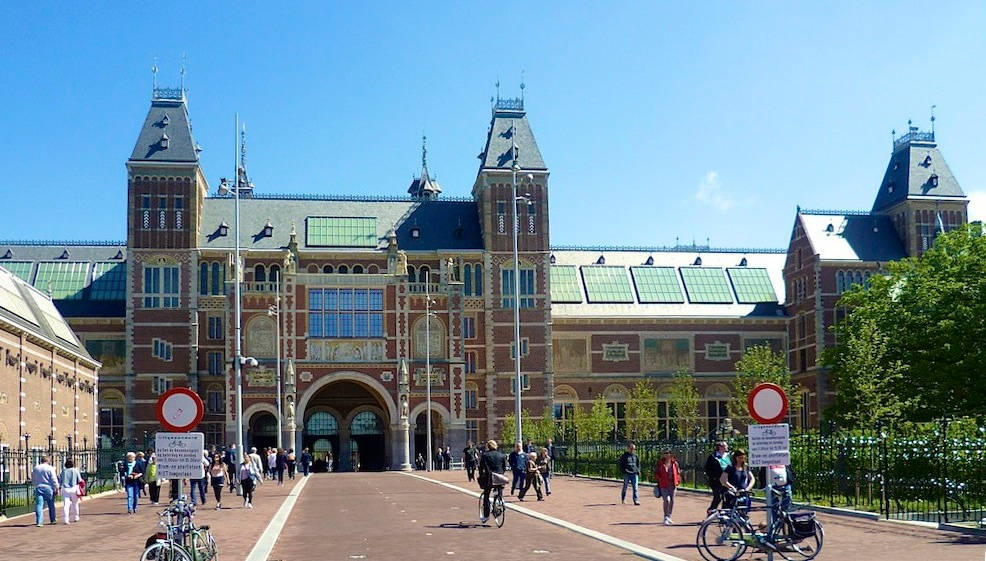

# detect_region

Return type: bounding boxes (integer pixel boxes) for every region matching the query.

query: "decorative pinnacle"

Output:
[422,134,427,170]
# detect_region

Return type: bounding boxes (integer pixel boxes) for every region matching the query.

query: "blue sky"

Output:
[1,2,984,248]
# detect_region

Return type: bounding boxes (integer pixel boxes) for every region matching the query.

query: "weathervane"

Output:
[930,104,936,133]
[180,52,187,93]
[422,133,427,169]
[520,70,525,102]
[152,57,159,90]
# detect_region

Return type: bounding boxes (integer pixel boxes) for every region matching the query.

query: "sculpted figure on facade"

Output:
[396,250,408,276]
[400,394,409,420]
[285,394,296,426]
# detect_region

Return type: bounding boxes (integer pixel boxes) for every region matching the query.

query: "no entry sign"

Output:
[747,383,789,425]
[156,387,204,432]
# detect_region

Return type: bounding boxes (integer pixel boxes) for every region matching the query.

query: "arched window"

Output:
[474,264,483,296]
[463,264,473,295]
[211,262,222,295]
[863,271,871,288]
[306,411,339,435]
[367,264,379,274]
[269,264,281,285]
[352,264,364,274]
[836,271,845,294]
[603,385,629,442]
[307,264,319,273]
[323,264,334,274]
[854,271,863,286]
[350,411,384,435]
[407,265,416,283]
[199,262,208,295]
[337,264,349,274]
[419,266,430,284]
[255,264,267,283]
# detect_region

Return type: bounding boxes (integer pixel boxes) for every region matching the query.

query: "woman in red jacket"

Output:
[655,450,681,525]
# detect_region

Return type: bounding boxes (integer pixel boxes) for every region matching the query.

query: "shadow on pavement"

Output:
[430,522,491,529]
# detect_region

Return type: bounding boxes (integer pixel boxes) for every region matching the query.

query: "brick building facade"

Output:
[0,88,968,469]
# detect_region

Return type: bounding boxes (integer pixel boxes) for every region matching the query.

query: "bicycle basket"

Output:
[790,511,817,538]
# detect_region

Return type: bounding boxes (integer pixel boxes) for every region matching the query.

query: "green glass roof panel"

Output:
[630,266,684,303]
[0,261,34,282]
[90,262,127,300]
[580,266,635,303]
[306,217,377,247]
[727,267,777,303]
[680,267,734,304]
[549,265,583,303]
[33,262,90,300]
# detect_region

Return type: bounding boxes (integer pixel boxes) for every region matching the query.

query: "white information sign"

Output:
[155,432,205,479]
[747,423,790,467]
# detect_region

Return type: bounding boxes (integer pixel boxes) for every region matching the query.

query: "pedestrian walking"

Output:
[443,446,452,470]
[720,448,755,509]
[136,451,148,497]
[286,448,297,480]
[147,453,162,504]
[545,438,555,478]
[415,453,425,470]
[119,451,144,514]
[463,441,478,481]
[508,442,526,495]
[267,448,277,480]
[518,452,544,501]
[33,456,60,526]
[524,439,535,454]
[190,450,209,506]
[326,451,334,473]
[704,441,730,514]
[224,445,238,494]
[537,447,551,496]
[275,448,287,485]
[59,459,83,524]
[300,448,313,476]
[477,440,508,523]
[239,457,257,509]
[249,447,264,485]
[619,443,641,505]
[655,450,681,525]
[434,449,443,471]
[209,454,227,509]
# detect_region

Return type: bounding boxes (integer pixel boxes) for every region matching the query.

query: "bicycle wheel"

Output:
[790,520,823,560]
[492,495,505,528]
[140,542,194,561]
[477,493,487,522]
[696,516,747,561]
[191,529,219,560]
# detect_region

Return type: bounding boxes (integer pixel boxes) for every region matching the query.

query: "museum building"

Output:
[0,84,968,470]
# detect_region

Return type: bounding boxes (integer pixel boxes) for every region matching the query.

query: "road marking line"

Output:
[245,475,310,561]
[401,472,688,561]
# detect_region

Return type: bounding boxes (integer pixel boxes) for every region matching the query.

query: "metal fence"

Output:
[0,446,129,518]
[553,427,986,524]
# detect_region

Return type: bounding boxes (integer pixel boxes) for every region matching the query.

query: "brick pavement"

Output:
[0,476,303,561]
[423,470,986,561]
[268,472,638,561]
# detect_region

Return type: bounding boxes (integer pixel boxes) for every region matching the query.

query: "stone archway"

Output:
[297,372,396,471]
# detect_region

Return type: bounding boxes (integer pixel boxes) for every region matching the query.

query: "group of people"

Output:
[413,446,454,471]
[30,456,84,527]
[260,446,314,483]
[471,438,555,523]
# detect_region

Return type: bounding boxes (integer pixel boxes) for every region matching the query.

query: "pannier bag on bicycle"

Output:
[790,511,817,539]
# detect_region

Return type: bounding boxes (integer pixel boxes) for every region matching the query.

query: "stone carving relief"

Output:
[247,368,276,387]
[413,367,445,387]
[306,340,386,363]
[413,318,445,359]
[553,339,588,372]
[299,371,313,383]
[246,316,277,358]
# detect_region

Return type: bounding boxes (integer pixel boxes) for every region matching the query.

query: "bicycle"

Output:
[696,488,823,561]
[477,486,506,528]
[141,497,219,561]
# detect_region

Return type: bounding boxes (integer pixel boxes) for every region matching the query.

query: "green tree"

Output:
[731,345,801,426]
[825,224,986,421]
[824,314,911,429]
[669,370,703,440]
[501,407,558,445]
[575,395,616,441]
[625,380,658,440]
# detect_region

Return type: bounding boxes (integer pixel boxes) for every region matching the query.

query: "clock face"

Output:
[156,388,203,432]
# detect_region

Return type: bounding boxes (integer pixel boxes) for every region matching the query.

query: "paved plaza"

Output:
[2,472,984,560]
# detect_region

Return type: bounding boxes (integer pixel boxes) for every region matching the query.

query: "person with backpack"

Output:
[147,453,162,505]
[463,441,478,481]
[704,441,730,514]
[655,450,681,525]
[287,448,297,480]
[618,443,641,505]
[300,448,313,477]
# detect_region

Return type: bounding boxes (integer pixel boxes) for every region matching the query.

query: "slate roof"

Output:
[872,134,965,212]
[199,196,484,252]
[479,101,546,171]
[128,96,199,163]
[799,212,906,262]
[549,248,787,319]
[0,266,95,361]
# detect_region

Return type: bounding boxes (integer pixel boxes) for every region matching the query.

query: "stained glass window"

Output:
[90,262,126,300]
[549,265,583,303]
[581,266,634,303]
[34,262,89,300]
[630,266,684,303]
[727,267,778,303]
[680,267,734,304]
[306,217,377,247]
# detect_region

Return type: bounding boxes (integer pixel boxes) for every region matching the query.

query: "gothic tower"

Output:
[124,84,208,439]
[472,93,552,437]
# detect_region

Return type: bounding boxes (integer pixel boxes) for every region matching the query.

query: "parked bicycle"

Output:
[140,496,219,561]
[697,488,823,561]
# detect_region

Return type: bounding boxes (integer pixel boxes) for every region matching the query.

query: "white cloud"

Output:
[968,191,986,222]
[695,171,733,211]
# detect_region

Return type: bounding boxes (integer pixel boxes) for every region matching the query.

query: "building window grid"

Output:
[206,386,224,413]
[680,267,734,304]
[463,316,476,339]
[306,217,377,247]
[143,265,179,308]
[510,338,530,360]
[549,265,584,303]
[630,266,684,304]
[34,262,89,300]
[0,261,33,282]
[90,262,126,300]
[465,351,477,373]
[151,376,172,395]
[465,387,478,409]
[726,267,777,303]
[501,269,535,309]
[465,420,479,444]
[207,351,223,375]
[308,288,385,338]
[152,339,173,361]
[581,266,635,303]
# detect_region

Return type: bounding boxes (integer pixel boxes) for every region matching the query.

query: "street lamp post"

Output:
[510,143,523,445]
[268,282,283,449]
[424,275,437,471]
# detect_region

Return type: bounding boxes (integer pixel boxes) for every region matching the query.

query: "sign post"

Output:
[155,388,205,500]
[746,383,790,561]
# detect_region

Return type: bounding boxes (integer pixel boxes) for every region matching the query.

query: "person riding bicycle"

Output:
[477,440,507,523]
[720,448,756,512]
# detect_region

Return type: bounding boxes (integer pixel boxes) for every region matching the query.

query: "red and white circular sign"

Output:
[156,387,204,432]
[747,383,789,424]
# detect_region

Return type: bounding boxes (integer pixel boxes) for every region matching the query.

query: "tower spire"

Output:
[179,52,186,94]
[152,57,158,91]
[930,104,936,134]
[422,133,427,171]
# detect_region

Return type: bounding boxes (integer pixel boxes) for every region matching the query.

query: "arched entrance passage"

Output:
[303,410,340,472]
[297,373,395,471]
[249,412,278,451]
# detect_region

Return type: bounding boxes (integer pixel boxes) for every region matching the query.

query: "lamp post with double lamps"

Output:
[509,143,533,445]
[424,274,438,471]
[267,282,283,449]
